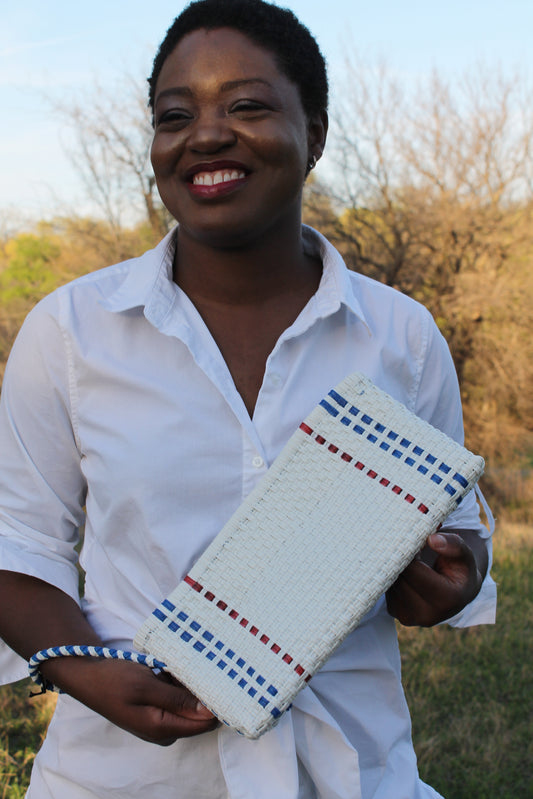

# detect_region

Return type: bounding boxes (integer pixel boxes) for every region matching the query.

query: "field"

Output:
[0,519,531,797]
[400,520,532,798]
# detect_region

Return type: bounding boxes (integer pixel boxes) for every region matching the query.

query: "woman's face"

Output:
[151,27,327,248]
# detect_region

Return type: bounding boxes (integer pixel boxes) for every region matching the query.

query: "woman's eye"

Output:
[231,100,269,114]
[156,109,192,126]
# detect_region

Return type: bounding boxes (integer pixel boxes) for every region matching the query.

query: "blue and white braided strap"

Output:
[28,645,169,695]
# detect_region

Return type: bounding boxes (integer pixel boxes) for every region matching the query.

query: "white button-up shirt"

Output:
[0,227,495,799]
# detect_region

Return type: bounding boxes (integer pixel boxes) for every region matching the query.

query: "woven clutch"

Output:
[135,372,484,739]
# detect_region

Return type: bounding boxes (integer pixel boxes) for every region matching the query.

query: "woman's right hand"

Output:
[0,571,217,745]
[41,654,218,745]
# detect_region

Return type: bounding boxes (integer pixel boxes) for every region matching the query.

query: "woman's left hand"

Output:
[386,530,487,627]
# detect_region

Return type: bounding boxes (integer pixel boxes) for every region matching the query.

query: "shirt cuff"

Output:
[0,538,81,686]
[443,572,497,627]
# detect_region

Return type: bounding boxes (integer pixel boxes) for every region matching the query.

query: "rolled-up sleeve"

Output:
[414,313,496,626]
[0,294,86,682]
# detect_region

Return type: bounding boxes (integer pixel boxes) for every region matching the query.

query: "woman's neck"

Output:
[171,220,323,417]
[173,222,319,308]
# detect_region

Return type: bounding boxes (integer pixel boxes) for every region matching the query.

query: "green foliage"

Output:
[0,681,56,796]
[0,217,168,383]
[0,234,61,305]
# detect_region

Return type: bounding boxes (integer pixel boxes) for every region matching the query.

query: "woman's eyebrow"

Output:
[155,86,194,102]
[220,78,273,92]
[155,78,273,103]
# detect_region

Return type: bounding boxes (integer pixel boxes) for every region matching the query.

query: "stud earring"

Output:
[308,154,317,170]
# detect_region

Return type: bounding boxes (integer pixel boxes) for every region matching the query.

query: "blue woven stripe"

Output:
[158,608,283,719]
[453,472,469,488]
[319,399,339,417]
[328,389,348,407]
[322,387,471,505]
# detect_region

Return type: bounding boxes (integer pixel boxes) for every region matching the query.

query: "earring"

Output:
[308,154,317,170]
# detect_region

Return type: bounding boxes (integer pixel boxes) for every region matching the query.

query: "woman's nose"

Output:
[187,112,236,153]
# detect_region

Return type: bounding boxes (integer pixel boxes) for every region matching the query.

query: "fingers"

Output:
[58,656,218,745]
[386,561,444,626]
[136,700,219,745]
[119,664,218,743]
[393,557,446,595]
[427,532,481,591]
[427,532,466,558]
[135,676,218,744]
[145,671,215,722]
[387,533,482,626]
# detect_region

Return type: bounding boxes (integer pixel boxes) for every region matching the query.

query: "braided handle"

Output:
[29,645,169,694]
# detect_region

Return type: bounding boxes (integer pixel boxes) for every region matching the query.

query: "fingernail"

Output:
[196,700,211,716]
[432,533,447,549]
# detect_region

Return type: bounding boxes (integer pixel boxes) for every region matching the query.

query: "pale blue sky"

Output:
[2,0,531,222]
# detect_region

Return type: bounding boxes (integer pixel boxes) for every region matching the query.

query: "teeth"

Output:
[193,169,245,186]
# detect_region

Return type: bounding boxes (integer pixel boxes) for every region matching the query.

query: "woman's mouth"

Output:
[192,169,246,186]
[186,162,250,198]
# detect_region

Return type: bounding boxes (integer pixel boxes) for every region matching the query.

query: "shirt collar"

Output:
[301,225,369,329]
[100,227,178,324]
[101,225,370,334]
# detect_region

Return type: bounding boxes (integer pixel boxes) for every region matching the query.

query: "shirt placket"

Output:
[240,426,269,501]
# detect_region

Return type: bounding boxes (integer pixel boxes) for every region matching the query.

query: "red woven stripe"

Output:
[297,423,430,517]
[184,575,203,593]
[185,583,310,679]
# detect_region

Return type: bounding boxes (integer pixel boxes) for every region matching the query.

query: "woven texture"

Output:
[135,372,484,739]
[28,646,169,694]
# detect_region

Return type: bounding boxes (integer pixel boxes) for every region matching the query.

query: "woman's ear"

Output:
[307,109,329,165]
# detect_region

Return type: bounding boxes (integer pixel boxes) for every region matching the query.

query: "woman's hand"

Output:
[0,572,216,745]
[41,655,217,745]
[386,530,488,627]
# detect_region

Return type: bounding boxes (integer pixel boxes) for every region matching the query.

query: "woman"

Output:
[0,1,495,796]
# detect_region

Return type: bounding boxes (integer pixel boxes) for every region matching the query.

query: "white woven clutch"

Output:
[135,372,484,739]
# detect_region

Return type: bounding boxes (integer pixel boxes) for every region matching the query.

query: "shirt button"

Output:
[270,373,282,387]
[252,456,265,469]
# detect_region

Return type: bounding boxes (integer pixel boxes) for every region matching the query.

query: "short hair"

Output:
[148,0,328,119]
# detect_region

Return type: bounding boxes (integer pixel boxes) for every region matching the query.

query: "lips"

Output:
[185,161,249,197]
[193,169,246,186]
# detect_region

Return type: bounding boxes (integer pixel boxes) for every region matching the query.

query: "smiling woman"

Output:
[150,27,325,256]
[146,21,328,415]
[0,1,496,798]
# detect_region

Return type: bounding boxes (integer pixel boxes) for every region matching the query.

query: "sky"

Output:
[1,0,532,226]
